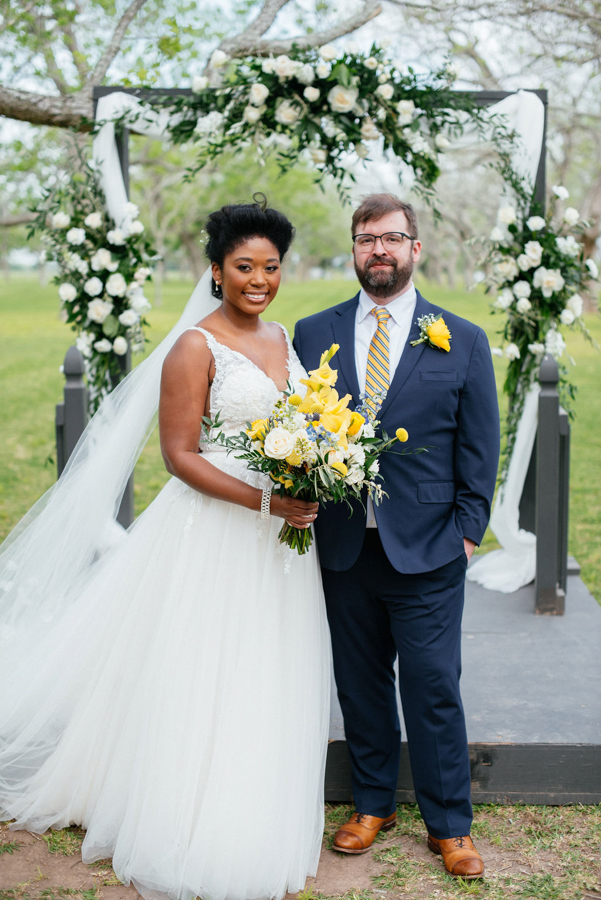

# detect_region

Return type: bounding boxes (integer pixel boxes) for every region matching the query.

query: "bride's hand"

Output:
[270,494,319,528]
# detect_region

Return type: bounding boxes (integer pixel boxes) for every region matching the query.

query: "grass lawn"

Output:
[1,272,599,599]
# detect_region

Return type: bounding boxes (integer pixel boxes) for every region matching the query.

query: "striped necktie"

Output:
[365,307,391,409]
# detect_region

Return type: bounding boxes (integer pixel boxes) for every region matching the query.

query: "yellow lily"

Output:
[300,361,338,393]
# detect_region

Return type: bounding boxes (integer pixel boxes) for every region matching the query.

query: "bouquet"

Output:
[205,344,415,555]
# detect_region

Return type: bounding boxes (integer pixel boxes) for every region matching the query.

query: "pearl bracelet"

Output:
[260,486,272,520]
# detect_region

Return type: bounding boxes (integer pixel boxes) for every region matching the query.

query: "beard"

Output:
[354,253,413,299]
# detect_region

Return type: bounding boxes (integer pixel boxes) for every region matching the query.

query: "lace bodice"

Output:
[189,324,307,442]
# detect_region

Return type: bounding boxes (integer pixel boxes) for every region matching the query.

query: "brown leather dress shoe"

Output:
[427,834,484,879]
[333,812,397,854]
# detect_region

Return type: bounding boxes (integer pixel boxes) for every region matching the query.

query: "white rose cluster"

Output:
[66,227,86,246]
[91,248,118,272]
[84,212,103,229]
[498,206,517,226]
[555,234,580,258]
[194,111,224,137]
[494,257,519,282]
[87,299,114,324]
[545,328,566,360]
[533,266,565,298]
[275,99,302,126]
[106,273,127,297]
[107,228,126,246]
[495,288,513,309]
[52,212,71,229]
[397,99,415,126]
[517,240,542,271]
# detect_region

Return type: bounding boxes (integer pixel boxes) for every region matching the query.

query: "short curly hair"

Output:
[205,194,295,296]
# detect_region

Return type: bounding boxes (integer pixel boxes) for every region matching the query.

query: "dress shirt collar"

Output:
[357,282,417,326]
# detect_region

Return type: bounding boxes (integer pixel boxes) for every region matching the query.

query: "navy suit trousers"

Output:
[321,530,473,839]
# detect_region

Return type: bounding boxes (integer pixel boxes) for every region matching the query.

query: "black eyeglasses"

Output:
[352,232,416,250]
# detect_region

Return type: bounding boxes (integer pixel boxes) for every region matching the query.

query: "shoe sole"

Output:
[427,837,484,880]
[333,819,396,854]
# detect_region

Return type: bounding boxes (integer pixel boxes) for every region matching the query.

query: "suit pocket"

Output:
[420,371,458,382]
[417,481,456,504]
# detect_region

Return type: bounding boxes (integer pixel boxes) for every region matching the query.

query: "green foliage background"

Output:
[1,274,599,601]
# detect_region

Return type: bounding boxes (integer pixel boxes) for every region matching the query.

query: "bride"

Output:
[0,198,331,900]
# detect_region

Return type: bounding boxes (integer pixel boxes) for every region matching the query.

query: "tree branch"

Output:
[218,0,382,58]
[88,0,150,85]
[0,85,91,129]
[0,213,36,227]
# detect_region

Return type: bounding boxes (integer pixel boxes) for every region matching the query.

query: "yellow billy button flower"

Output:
[331,461,348,477]
[396,427,409,442]
[288,393,303,406]
[426,317,451,352]
[347,411,365,437]
[247,418,268,441]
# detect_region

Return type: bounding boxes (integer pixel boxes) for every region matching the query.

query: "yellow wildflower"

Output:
[288,393,303,406]
[331,461,348,477]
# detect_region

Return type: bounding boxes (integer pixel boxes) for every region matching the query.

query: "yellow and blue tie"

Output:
[365,307,391,410]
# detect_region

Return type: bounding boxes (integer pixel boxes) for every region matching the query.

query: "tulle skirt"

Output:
[0,455,331,900]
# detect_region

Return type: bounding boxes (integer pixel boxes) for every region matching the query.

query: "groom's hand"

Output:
[463,538,476,561]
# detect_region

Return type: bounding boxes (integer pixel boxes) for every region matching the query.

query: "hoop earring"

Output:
[211,277,223,300]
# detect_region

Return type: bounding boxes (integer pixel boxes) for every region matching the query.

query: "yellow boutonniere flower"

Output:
[410,313,452,352]
[395,428,409,442]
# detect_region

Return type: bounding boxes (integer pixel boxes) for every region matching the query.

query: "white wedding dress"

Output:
[0,324,331,900]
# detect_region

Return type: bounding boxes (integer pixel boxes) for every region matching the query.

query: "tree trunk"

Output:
[180,231,206,283]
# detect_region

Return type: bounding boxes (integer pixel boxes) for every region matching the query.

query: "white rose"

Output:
[375,83,394,100]
[93,338,113,353]
[315,62,331,79]
[58,283,77,303]
[264,427,296,459]
[397,99,415,117]
[107,228,126,246]
[528,342,545,356]
[113,336,129,356]
[517,254,533,271]
[364,57,378,70]
[118,309,139,327]
[84,276,104,297]
[84,212,103,229]
[106,272,127,297]
[560,308,575,325]
[194,111,224,136]
[261,58,275,74]
[494,257,519,281]
[87,299,113,323]
[319,43,338,61]
[125,220,144,237]
[566,293,583,317]
[210,49,229,68]
[328,84,359,113]
[526,215,546,231]
[297,64,315,85]
[586,258,599,279]
[355,142,369,158]
[66,227,86,245]
[192,75,209,93]
[378,72,390,84]
[553,185,569,200]
[505,342,521,361]
[555,235,580,258]
[495,288,514,309]
[51,211,71,229]
[513,280,532,299]
[303,86,320,102]
[345,467,364,485]
[91,248,114,271]
[275,99,302,126]
[524,240,543,265]
[243,105,262,124]
[250,82,270,105]
[489,227,505,243]
[533,266,564,298]
[516,298,532,314]
[435,133,450,150]
[134,266,152,284]
[498,206,517,226]
[361,118,380,141]
[309,147,327,165]
[129,291,151,313]
[545,328,566,359]
[274,55,299,79]
[563,207,579,226]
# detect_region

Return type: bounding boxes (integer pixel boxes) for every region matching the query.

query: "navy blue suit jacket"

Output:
[293,290,500,574]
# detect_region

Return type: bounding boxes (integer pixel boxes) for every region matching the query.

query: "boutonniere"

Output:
[410,314,451,352]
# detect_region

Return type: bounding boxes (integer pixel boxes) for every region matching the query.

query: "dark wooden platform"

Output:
[325,572,601,805]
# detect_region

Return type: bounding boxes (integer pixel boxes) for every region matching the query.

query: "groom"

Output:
[293,194,499,879]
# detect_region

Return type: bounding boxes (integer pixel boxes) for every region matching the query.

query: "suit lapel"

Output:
[330,294,361,405]
[379,291,432,417]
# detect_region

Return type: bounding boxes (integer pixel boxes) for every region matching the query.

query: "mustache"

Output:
[365,255,398,269]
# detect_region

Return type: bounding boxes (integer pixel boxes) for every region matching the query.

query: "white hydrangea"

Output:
[58,283,77,303]
[526,215,546,231]
[275,100,302,126]
[328,84,359,113]
[513,280,532,299]
[87,299,113,323]
[505,343,521,360]
[560,308,575,325]
[516,297,532,314]
[563,207,579,226]
[555,234,580,258]
[303,86,320,102]
[194,111,224,136]
[106,272,127,297]
[84,276,104,297]
[495,288,513,309]
[533,266,565,297]
[113,336,128,356]
[107,228,126,246]
[66,227,86,245]
[192,75,209,93]
[553,185,569,200]
[94,338,113,353]
[566,293,583,317]
[296,64,315,85]
[375,83,394,100]
[118,309,139,327]
[52,211,71,229]
[249,82,269,105]
[84,212,103,229]
[545,328,566,359]
[498,206,517,226]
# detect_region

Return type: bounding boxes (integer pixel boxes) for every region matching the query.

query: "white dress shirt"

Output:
[354,282,417,527]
